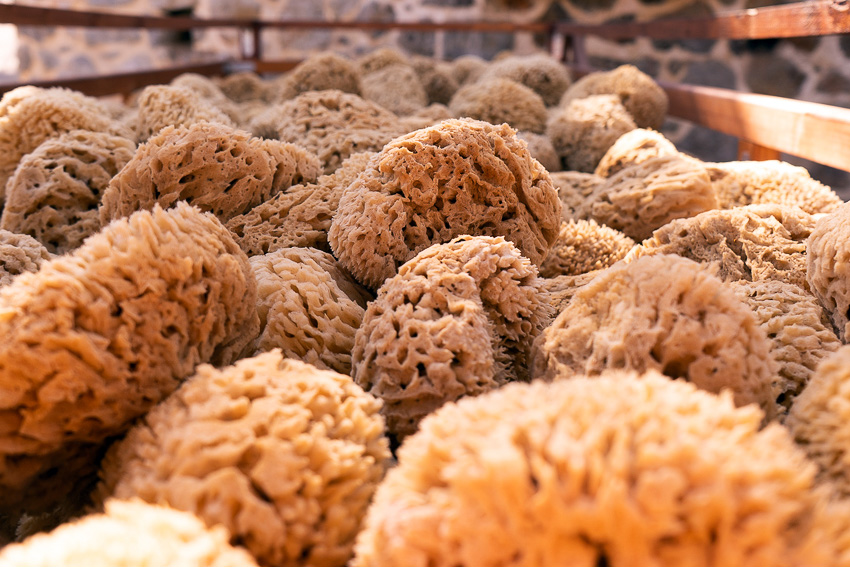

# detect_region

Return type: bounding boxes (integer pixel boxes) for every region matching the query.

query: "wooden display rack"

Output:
[1,0,848,173]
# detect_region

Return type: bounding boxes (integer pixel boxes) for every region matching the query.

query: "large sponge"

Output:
[594,127,678,178]
[96,351,390,567]
[1,129,136,254]
[227,151,374,256]
[480,53,571,107]
[0,230,50,287]
[530,254,778,418]
[0,86,129,204]
[547,94,637,173]
[0,203,259,516]
[560,64,668,130]
[807,201,850,341]
[449,77,548,134]
[707,160,842,214]
[329,118,561,289]
[273,53,361,102]
[632,204,815,292]
[354,372,838,567]
[251,248,370,375]
[100,121,320,224]
[539,219,635,278]
[0,499,260,567]
[352,236,552,441]
[134,85,235,141]
[360,64,428,116]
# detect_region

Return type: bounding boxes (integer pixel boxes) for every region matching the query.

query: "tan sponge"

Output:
[354,372,838,567]
[329,118,561,289]
[0,203,259,515]
[806,201,850,341]
[0,230,50,287]
[96,351,390,567]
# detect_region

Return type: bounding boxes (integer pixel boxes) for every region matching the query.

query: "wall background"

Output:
[10,0,850,190]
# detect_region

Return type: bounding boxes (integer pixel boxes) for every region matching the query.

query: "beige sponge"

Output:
[96,351,390,567]
[0,230,50,286]
[329,118,561,289]
[354,372,838,567]
[449,77,548,134]
[806,201,850,341]
[251,247,371,375]
[539,219,635,278]
[135,85,235,141]
[100,121,320,224]
[0,499,260,567]
[2,129,136,254]
[360,64,428,116]
[530,254,778,419]
[594,127,678,178]
[0,203,259,516]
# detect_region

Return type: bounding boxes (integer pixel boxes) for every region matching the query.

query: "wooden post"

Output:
[737,140,782,162]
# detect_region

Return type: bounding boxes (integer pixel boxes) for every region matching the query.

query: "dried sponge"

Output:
[730,279,841,413]
[226,151,373,256]
[560,64,668,130]
[540,271,599,314]
[352,236,552,441]
[632,204,815,292]
[100,121,320,225]
[0,86,128,204]
[135,85,235,141]
[481,54,571,107]
[217,70,268,102]
[329,118,561,289]
[0,230,50,287]
[411,57,459,105]
[787,346,850,496]
[807,201,850,341]
[550,170,603,220]
[357,48,409,76]
[354,372,838,567]
[450,54,488,85]
[707,160,842,215]
[539,219,635,278]
[254,90,402,174]
[595,127,678,177]
[276,53,361,101]
[449,77,548,134]
[1,129,136,254]
[547,94,637,173]
[571,153,717,241]
[517,130,560,173]
[530,254,779,419]
[360,64,428,116]
[251,248,370,375]
[0,499,260,567]
[0,203,259,515]
[96,351,390,567]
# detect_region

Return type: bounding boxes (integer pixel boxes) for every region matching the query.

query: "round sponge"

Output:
[806,201,850,341]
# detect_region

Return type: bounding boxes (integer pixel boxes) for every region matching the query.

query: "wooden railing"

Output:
[1,1,849,172]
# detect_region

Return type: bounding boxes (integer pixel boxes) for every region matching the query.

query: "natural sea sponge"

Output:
[0,203,259,515]
[96,351,390,567]
[530,254,779,418]
[730,279,841,413]
[560,64,669,130]
[449,77,547,133]
[397,104,455,132]
[540,271,598,314]
[0,86,129,203]
[0,499,260,567]
[480,53,571,106]
[550,170,603,220]
[217,70,268,102]
[100,121,320,224]
[571,153,717,241]
[547,94,637,172]
[1,130,137,254]
[360,63,428,116]
[170,72,229,103]
[807,201,850,341]
[352,236,551,441]
[354,372,838,567]
[707,160,842,214]
[450,54,488,85]
[539,219,634,278]
[594,127,678,177]
[632,204,815,292]
[329,118,562,289]
[135,85,235,141]
[276,53,361,101]
[252,90,403,174]
[357,47,409,76]
[411,56,459,105]
[0,230,50,286]
[518,130,560,173]
[787,346,850,496]
[251,248,370,375]
[226,151,374,256]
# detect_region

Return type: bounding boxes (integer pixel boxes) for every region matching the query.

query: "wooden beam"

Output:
[255,20,552,33]
[737,140,782,162]
[0,4,239,29]
[557,0,850,40]
[0,62,230,97]
[660,80,850,172]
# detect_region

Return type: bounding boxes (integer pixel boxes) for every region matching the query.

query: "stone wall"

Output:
[11,0,850,189]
